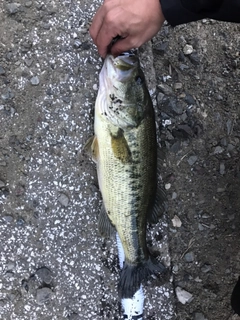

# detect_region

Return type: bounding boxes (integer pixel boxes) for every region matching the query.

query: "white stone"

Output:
[176,287,193,304]
[171,215,182,228]
[183,44,193,55]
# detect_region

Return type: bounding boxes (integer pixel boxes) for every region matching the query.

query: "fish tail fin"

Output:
[118,256,166,299]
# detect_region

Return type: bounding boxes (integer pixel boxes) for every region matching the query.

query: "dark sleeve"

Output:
[160,0,240,26]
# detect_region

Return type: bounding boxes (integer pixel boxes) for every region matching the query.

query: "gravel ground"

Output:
[0,1,240,320]
[153,19,240,320]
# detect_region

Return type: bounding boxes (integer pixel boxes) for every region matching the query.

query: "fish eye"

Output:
[135,75,144,85]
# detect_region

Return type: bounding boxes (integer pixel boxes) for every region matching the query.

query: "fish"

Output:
[85,52,166,299]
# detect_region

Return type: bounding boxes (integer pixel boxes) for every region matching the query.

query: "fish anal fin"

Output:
[148,186,167,224]
[84,135,99,163]
[157,147,166,177]
[110,128,131,163]
[98,204,115,239]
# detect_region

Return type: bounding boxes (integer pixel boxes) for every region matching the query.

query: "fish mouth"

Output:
[106,54,139,83]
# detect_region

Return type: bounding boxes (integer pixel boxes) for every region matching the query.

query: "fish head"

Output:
[98,53,151,128]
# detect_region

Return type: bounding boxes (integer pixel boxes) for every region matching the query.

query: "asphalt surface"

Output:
[0,1,175,319]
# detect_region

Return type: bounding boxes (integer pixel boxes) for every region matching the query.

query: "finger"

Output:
[95,23,121,58]
[89,6,104,43]
[111,37,138,57]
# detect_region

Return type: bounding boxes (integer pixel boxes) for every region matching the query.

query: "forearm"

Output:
[160,0,240,26]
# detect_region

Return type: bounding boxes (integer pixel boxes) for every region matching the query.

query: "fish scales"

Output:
[97,116,156,263]
[86,53,166,298]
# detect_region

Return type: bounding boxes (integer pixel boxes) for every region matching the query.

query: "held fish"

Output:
[85,53,166,298]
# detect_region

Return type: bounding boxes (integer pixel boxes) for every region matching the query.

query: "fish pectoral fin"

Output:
[84,135,99,163]
[110,128,131,163]
[148,186,168,224]
[98,204,115,239]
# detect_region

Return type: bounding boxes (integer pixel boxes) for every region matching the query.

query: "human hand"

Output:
[90,0,165,58]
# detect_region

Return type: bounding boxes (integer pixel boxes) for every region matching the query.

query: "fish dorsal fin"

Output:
[148,186,167,224]
[110,128,132,163]
[98,204,116,239]
[84,135,99,163]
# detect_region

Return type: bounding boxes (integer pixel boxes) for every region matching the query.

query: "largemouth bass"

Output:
[85,52,166,298]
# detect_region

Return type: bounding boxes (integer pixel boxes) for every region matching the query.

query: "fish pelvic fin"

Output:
[83,135,99,163]
[118,257,166,299]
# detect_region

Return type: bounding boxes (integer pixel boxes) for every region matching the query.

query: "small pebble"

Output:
[170,141,181,153]
[213,146,224,154]
[1,88,14,100]
[36,267,52,284]
[0,300,7,309]
[36,287,52,305]
[194,312,208,320]
[185,93,196,105]
[175,287,193,304]
[178,124,194,137]
[201,264,212,273]
[24,59,33,67]
[0,66,6,75]
[16,217,25,226]
[79,27,88,34]
[81,41,90,50]
[189,52,201,65]
[178,52,186,62]
[179,64,189,71]
[0,180,5,188]
[157,92,165,104]
[42,23,51,30]
[183,44,193,55]
[25,1,32,7]
[164,99,184,116]
[157,84,173,95]
[165,183,171,190]
[172,192,177,200]
[171,215,182,228]
[187,155,198,166]
[73,39,82,49]
[6,3,21,14]
[174,82,183,90]
[58,193,69,207]
[184,252,195,263]
[226,119,232,135]
[93,84,98,91]
[219,162,225,175]
[155,41,169,55]
[172,265,179,274]
[227,144,235,151]
[15,185,25,196]
[195,276,202,283]
[198,223,204,231]
[7,262,15,271]
[30,76,40,86]
[2,215,13,223]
